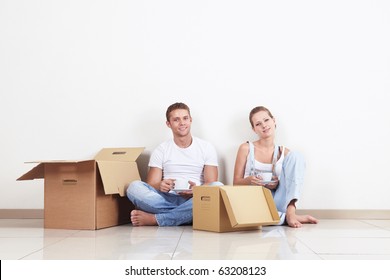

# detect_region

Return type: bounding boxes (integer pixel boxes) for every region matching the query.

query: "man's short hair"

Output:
[166,102,191,122]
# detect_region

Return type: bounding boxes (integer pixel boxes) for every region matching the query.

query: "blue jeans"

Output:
[126,180,223,226]
[272,151,305,224]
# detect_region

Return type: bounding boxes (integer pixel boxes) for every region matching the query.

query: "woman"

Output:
[233,106,318,228]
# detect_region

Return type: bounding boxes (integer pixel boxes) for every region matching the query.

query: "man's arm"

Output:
[203,165,218,185]
[146,167,174,192]
[146,167,163,190]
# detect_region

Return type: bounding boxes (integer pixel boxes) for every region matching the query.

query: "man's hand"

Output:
[159,179,175,192]
[176,180,195,198]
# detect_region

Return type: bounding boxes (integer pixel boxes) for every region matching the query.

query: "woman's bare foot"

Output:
[286,202,318,228]
[286,213,318,228]
[130,210,158,226]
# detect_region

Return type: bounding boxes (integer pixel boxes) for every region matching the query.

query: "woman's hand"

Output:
[249,175,262,185]
[250,175,279,190]
[264,177,279,190]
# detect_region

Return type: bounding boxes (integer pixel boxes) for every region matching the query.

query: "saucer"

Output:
[263,180,276,184]
[172,189,192,193]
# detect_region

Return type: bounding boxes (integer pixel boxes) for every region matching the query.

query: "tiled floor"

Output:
[1,219,390,260]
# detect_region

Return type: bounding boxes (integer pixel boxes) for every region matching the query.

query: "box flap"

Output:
[97,161,140,196]
[17,163,45,180]
[94,147,144,162]
[25,160,89,164]
[17,160,94,181]
[220,186,280,228]
[262,187,281,223]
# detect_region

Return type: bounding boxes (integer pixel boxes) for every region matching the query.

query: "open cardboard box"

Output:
[193,185,280,232]
[17,147,144,230]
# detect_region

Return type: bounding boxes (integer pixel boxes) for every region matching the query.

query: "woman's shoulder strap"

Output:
[247,141,255,175]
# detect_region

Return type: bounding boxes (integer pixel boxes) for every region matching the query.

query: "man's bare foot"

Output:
[130,210,158,226]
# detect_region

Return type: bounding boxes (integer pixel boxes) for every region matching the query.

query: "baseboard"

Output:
[0,209,389,220]
[296,209,390,220]
[0,209,44,219]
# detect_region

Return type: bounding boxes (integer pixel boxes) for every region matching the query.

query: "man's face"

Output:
[166,109,192,137]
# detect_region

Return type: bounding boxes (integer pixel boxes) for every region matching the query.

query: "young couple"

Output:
[126,102,318,228]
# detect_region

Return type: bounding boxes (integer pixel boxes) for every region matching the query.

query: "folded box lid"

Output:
[17,148,145,197]
[97,161,141,196]
[16,160,94,181]
[95,147,144,196]
[94,147,144,162]
[219,186,280,228]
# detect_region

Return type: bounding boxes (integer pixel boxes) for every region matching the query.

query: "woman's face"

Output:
[251,110,276,138]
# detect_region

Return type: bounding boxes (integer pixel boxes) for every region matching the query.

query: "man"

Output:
[126,102,221,226]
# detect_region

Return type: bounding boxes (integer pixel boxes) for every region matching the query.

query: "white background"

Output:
[1,0,389,210]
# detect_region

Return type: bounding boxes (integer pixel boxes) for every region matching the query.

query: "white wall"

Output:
[1,0,389,210]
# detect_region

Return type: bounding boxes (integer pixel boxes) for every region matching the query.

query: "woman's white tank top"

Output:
[244,141,285,178]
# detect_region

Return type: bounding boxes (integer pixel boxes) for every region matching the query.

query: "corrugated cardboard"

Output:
[17,147,144,230]
[193,185,280,232]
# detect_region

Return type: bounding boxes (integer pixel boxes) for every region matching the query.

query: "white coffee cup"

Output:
[258,172,273,182]
[174,179,190,190]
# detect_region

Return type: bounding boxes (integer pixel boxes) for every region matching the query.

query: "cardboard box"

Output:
[193,185,280,232]
[17,147,144,230]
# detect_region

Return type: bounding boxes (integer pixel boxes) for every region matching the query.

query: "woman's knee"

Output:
[286,151,305,164]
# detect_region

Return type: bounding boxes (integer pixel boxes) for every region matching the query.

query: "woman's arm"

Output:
[233,143,255,185]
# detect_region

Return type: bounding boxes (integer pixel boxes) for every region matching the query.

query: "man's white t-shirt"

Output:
[148,137,218,186]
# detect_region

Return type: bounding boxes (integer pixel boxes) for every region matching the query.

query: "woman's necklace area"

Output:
[254,144,275,163]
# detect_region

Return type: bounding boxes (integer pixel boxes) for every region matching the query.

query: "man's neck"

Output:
[174,134,193,148]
